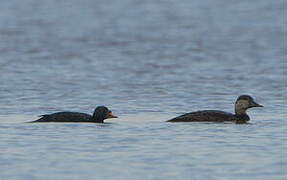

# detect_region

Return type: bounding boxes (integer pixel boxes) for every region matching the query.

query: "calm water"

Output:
[0,0,287,179]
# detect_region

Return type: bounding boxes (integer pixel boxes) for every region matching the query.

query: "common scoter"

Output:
[30,106,117,123]
[167,95,263,123]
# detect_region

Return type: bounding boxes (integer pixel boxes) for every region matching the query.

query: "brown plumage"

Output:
[167,95,263,123]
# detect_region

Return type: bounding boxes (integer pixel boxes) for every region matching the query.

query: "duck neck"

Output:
[92,113,105,123]
[235,106,250,123]
[235,113,250,121]
[93,118,104,123]
[235,114,250,124]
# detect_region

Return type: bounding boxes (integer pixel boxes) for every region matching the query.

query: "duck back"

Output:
[167,110,236,122]
[32,112,93,123]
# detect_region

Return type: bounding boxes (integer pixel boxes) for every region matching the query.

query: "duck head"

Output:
[92,106,118,123]
[235,95,263,115]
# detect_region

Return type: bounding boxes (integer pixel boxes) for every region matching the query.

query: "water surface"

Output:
[0,0,287,179]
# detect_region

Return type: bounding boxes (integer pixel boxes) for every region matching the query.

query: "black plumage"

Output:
[30,106,117,123]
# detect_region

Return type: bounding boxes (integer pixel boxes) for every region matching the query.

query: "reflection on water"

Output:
[0,0,287,179]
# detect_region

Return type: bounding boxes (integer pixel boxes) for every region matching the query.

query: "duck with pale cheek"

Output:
[167,95,263,123]
[30,106,117,123]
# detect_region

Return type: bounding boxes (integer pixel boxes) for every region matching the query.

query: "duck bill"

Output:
[250,101,264,108]
[108,112,118,118]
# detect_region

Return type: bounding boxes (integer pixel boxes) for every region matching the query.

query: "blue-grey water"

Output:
[0,0,287,179]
